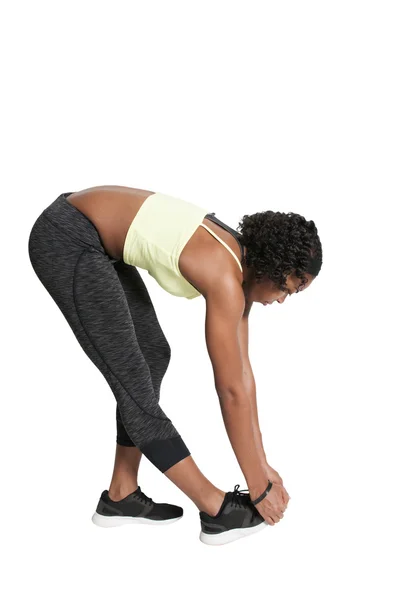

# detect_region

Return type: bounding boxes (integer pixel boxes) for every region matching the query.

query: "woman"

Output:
[28,185,322,546]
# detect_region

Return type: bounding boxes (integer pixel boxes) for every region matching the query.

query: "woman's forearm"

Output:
[218,388,269,489]
[242,363,268,469]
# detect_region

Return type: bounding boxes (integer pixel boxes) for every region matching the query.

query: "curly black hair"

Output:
[236,210,322,293]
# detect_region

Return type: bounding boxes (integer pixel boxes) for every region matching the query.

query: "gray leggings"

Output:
[28,192,191,473]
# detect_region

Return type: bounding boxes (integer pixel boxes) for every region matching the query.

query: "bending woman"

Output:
[28,185,322,546]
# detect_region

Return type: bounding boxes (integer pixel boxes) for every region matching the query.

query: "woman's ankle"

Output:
[198,488,226,517]
[108,481,138,502]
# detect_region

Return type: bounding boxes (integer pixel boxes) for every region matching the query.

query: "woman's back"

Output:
[67,185,155,260]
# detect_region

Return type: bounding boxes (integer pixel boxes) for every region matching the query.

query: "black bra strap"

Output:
[204,213,244,264]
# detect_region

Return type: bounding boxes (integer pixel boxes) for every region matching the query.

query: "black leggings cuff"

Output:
[140,435,191,473]
[116,437,136,447]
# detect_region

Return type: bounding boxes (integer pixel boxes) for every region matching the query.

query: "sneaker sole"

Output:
[92,512,183,527]
[199,521,267,545]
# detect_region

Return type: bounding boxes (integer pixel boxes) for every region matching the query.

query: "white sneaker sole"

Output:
[199,521,268,545]
[92,512,182,527]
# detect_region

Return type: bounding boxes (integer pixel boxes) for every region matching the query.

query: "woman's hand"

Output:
[264,461,284,486]
[264,461,291,507]
[249,481,288,526]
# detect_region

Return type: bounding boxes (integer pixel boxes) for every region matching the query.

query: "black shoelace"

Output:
[134,489,153,506]
[231,484,251,508]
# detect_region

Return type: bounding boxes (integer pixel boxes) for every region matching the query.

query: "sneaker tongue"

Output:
[120,486,141,502]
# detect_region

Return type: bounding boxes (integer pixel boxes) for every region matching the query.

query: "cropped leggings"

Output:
[28,192,191,473]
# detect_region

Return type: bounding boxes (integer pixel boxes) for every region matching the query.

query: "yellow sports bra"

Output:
[123,192,243,299]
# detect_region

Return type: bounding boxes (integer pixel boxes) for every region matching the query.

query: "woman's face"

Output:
[244,270,315,306]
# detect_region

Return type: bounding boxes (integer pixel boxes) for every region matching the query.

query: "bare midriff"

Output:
[66,185,243,294]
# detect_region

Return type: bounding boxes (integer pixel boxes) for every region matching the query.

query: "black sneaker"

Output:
[92,486,183,527]
[199,484,267,545]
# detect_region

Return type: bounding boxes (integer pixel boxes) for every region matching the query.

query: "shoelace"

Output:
[231,483,251,508]
[134,489,153,506]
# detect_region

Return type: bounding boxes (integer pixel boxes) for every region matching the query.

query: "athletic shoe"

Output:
[92,486,183,527]
[199,484,267,545]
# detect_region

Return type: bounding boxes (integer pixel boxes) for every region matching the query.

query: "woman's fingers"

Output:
[279,486,289,506]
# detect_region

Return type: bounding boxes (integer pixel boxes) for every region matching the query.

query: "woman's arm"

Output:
[204,278,269,491]
[237,308,268,471]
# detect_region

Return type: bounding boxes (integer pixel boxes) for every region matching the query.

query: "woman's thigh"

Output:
[113,260,171,401]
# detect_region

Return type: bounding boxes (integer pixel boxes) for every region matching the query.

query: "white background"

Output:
[2,1,397,598]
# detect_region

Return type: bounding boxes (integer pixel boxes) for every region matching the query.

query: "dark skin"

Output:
[67,186,315,524]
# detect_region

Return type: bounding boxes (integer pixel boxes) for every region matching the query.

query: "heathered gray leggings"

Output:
[28,192,191,473]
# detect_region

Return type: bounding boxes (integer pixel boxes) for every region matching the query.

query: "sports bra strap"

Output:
[199,223,243,273]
